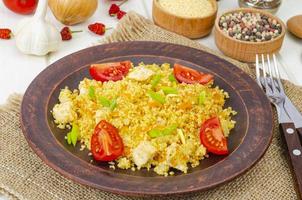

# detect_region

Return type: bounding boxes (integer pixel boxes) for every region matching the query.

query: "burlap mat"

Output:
[1,12,302,200]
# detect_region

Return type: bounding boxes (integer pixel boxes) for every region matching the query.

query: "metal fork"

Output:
[256,54,291,123]
[256,54,302,199]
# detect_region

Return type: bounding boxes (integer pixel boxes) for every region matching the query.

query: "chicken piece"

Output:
[52,101,77,126]
[128,67,154,81]
[166,143,188,173]
[132,141,157,169]
[78,79,89,95]
[58,88,73,103]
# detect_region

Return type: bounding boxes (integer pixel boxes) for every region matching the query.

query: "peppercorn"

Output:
[265,35,272,41]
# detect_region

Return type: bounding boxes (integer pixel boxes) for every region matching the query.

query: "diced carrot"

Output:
[148,101,161,107]
[179,102,192,110]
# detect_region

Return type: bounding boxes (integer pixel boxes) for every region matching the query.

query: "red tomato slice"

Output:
[91,120,124,162]
[174,63,213,84]
[89,61,131,82]
[200,117,228,155]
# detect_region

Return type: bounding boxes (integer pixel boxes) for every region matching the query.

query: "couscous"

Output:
[52,61,236,176]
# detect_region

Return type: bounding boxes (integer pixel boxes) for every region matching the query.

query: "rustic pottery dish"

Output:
[152,0,218,39]
[21,41,273,196]
[214,8,285,62]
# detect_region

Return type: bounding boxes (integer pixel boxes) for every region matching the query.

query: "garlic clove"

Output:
[14,18,31,35]
[16,19,61,56]
[15,0,62,56]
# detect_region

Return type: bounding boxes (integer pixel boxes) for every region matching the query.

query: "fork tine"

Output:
[261,54,269,92]
[255,54,262,87]
[262,54,266,78]
[267,54,276,93]
[273,54,285,93]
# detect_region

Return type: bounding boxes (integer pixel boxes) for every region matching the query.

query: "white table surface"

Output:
[0,0,301,199]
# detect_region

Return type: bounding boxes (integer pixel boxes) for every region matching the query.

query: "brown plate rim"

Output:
[20,41,273,196]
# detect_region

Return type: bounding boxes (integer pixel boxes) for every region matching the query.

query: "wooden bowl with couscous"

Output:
[152,0,218,39]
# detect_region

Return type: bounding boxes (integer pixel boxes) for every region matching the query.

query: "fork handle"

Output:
[280,123,302,199]
[297,128,302,141]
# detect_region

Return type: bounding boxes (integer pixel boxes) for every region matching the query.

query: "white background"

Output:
[0,0,301,199]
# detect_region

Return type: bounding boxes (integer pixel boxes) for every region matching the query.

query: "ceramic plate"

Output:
[21,41,273,196]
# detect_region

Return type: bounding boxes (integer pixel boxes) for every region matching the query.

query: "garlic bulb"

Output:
[15,0,61,56]
[48,0,98,25]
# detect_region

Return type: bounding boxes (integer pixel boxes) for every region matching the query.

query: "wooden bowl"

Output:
[21,41,273,196]
[152,0,217,39]
[214,8,286,62]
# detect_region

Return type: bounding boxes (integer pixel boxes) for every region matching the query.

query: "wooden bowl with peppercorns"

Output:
[214,8,285,62]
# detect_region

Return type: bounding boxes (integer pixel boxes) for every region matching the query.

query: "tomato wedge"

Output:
[174,63,213,84]
[89,61,131,82]
[91,120,124,161]
[200,117,228,155]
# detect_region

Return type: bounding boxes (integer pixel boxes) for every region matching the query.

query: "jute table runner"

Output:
[1,12,301,200]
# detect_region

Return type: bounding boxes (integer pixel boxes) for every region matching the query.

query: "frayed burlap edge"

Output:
[0,94,22,114]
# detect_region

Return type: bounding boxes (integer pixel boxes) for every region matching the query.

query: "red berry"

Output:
[117,10,126,20]
[88,23,106,35]
[109,4,120,16]
[0,28,12,39]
